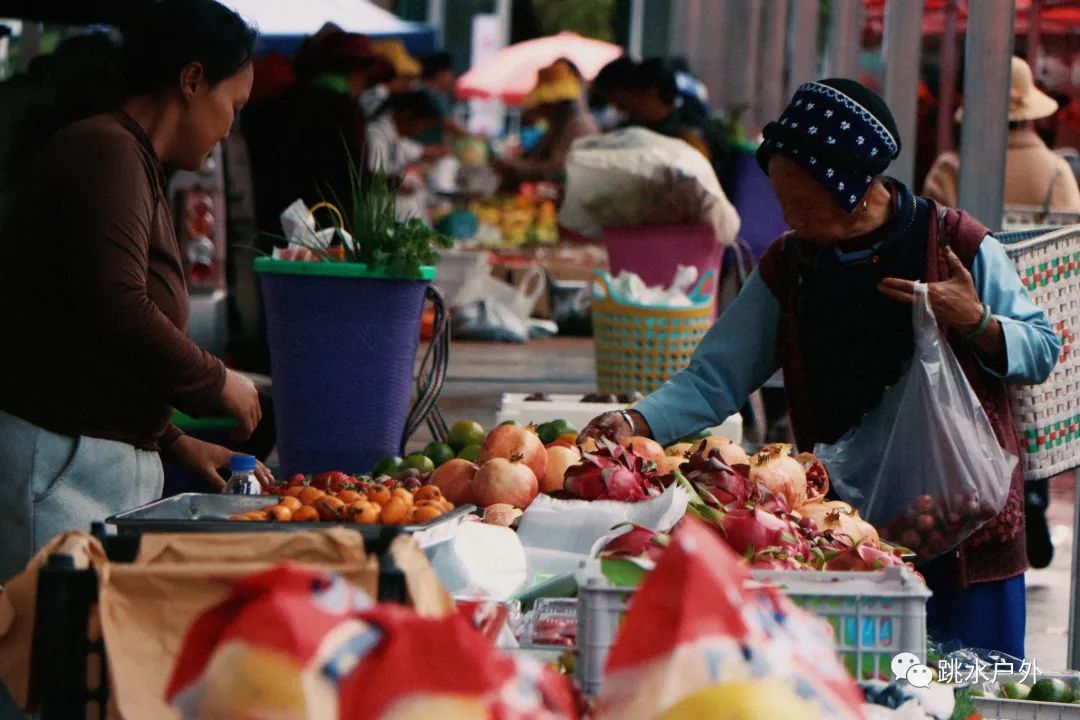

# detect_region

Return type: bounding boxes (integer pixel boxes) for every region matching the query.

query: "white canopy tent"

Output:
[222,0,436,55]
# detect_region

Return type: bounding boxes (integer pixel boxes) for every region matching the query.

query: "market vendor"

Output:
[0,0,271,585]
[581,78,1060,658]
[495,60,599,186]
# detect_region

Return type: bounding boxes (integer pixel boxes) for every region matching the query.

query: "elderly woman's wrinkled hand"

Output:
[877,248,985,332]
[577,411,634,445]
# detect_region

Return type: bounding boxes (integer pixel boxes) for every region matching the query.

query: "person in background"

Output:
[418,51,469,142]
[579,78,1058,658]
[366,90,445,222]
[923,57,1080,213]
[605,58,733,193]
[495,60,599,186]
[0,0,269,585]
[590,54,638,130]
[361,39,422,118]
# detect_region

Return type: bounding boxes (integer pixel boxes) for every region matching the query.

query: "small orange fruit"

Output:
[291,506,319,522]
[336,490,362,505]
[314,495,346,521]
[379,497,409,524]
[391,487,414,509]
[366,485,391,506]
[413,485,442,503]
[412,505,443,523]
[298,486,326,505]
[348,501,380,524]
[277,496,303,512]
[268,505,293,522]
[285,486,305,499]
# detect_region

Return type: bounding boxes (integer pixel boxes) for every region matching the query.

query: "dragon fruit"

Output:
[563,438,654,502]
[599,524,670,562]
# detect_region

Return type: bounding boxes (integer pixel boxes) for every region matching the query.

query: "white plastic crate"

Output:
[574,563,929,696]
[750,567,931,682]
[496,393,743,445]
[973,697,1080,719]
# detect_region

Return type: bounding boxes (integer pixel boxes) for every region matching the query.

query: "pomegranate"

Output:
[798,500,879,546]
[620,436,664,462]
[482,503,523,526]
[542,445,581,494]
[478,425,547,484]
[664,442,694,457]
[429,459,478,506]
[692,436,750,467]
[651,455,686,477]
[748,444,807,507]
[471,458,538,508]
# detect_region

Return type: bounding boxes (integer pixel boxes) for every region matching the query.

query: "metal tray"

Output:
[106,493,476,553]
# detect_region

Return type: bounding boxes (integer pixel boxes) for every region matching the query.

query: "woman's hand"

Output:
[219,369,261,440]
[577,410,651,445]
[877,248,985,332]
[163,435,274,491]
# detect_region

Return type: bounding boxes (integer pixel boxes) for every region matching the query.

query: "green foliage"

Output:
[534,0,615,41]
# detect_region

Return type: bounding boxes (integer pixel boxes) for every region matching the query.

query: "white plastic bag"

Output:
[815,284,1017,561]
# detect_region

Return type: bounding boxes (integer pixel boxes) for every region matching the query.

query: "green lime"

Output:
[1001,681,1031,700]
[372,455,403,477]
[457,444,482,462]
[401,453,436,475]
[447,420,486,451]
[499,420,517,426]
[1029,678,1073,703]
[423,442,456,468]
[967,688,986,698]
[537,419,576,445]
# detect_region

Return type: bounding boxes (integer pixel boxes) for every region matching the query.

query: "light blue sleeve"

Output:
[971,236,1060,383]
[634,269,781,446]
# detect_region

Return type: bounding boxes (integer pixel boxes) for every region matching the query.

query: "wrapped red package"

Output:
[166,563,578,719]
[595,518,867,720]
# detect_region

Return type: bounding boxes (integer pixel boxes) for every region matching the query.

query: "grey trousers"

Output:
[0,410,164,585]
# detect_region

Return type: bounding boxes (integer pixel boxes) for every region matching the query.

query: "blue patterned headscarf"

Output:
[757,78,902,213]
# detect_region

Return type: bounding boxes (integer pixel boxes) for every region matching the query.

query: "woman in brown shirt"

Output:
[0,0,267,584]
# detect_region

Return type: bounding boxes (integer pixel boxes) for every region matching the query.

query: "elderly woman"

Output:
[582,78,1059,657]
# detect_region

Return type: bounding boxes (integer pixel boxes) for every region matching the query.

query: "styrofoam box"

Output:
[496,393,743,445]
[973,697,1080,719]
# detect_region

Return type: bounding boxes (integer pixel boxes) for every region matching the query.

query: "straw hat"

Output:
[371,39,421,78]
[523,61,583,108]
[956,56,1058,123]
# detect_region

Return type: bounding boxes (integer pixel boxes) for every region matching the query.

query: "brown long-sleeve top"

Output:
[0,111,225,450]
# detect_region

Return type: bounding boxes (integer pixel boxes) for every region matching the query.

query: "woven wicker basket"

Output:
[1003,204,1080,231]
[1000,225,1080,480]
[591,270,715,395]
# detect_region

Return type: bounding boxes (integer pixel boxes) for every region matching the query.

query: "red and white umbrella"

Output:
[456,32,624,106]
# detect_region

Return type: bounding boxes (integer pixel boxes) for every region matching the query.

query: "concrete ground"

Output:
[423,338,1077,672]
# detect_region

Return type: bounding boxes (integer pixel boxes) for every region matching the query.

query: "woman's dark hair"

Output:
[421,51,454,79]
[628,58,678,105]
[375,89,443,121]
[121,0,257,96]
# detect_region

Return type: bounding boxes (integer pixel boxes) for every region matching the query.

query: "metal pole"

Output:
[1068,471,1080,667]
[628,0,645,59]
[494,0,512,48]
[758,0,790,131]
[787,0,820,101]
[826,0,862,79]
[936,0,960,156]
[1029,0,1043,73]
[883,0,925,188]
[427,0,445,47]
[957,0,1015,228]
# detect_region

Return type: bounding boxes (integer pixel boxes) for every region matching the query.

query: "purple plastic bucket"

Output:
[256,258,433,476]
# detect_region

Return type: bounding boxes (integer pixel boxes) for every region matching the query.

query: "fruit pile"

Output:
[972,677,1079,705]
[234,474,455,525]
[877,492,999,561]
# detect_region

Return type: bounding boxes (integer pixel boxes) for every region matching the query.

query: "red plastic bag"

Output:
[596,519,866,720]
[167,564,578,719]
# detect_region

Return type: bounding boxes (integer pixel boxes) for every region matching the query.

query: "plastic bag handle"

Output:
[912,282,941,353]
[592,270,617,301]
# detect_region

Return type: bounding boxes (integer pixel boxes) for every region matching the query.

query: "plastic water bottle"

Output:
[223,455,260,495]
